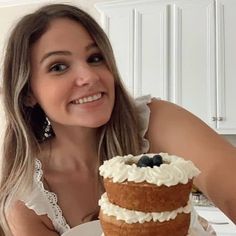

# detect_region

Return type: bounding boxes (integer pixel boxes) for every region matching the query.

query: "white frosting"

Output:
[99,193,192,224]
[99,153,200,187]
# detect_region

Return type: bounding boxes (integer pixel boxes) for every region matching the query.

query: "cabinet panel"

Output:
[98,7,135,94]
[134,4,169,98]
[216,0,236,133]
[171,0,216,129]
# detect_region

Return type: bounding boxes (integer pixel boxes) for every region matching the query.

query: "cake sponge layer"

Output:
[104,178,193,212]
[99,210,190,236]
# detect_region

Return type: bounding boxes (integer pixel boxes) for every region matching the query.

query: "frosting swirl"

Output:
[99,193,192,224]
[99,153,200,187]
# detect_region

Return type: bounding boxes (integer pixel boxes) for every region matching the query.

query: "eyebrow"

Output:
[39,42,98,64]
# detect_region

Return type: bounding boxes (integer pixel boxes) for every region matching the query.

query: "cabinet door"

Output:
[170,0,216,129]
[133,3,169,99]
[96,5,135,94]
[216,0,236,134]
[96,1,169,99]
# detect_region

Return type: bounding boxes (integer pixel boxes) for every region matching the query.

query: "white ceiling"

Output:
[0,0,58,7]
[0,0,110,7]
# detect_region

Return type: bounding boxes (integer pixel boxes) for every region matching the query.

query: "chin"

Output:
[84,115,112,128]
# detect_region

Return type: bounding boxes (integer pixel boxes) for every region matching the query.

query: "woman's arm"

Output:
[146,98,236,223]
[7,200,59,236]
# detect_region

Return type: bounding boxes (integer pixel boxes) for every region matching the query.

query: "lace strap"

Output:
[135,95,152,153]
[34,159,70,234]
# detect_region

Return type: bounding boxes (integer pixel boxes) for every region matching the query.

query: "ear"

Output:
[24,92,37,108]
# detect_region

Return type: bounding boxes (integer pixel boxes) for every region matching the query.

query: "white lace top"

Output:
[20,95,214,235]
[20,95,152,235]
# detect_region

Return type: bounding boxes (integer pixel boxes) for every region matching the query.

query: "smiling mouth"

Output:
[71,93,102,105]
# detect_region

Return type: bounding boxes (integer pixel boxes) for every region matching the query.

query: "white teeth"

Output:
[72,93,102,104]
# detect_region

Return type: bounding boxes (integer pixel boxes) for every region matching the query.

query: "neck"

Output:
[43,125,100,173]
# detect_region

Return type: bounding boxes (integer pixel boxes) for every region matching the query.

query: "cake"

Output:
[98,153,200,236]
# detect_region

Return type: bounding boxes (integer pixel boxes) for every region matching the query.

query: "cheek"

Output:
[30,81,47,103]
[99,69,115,95]
[30,79,60,107]
[104,72,115,91]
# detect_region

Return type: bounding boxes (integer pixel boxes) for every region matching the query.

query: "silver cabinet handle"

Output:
[211,117,217,121]
[217,117,223,121]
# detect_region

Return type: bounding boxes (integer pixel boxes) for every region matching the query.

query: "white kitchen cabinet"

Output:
[169,0,216,130]
[215,0,236,133]
[96,0,236,134]
[96,0,170,100]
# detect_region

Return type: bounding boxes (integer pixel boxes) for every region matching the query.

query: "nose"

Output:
[73,63,99,87]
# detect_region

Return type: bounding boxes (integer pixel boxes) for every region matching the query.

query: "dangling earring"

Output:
[44,117,52,138]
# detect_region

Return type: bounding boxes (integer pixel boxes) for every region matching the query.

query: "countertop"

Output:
[195,206,236,235]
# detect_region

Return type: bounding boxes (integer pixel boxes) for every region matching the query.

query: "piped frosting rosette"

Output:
[99,192,192,224]
[99,153,200,187]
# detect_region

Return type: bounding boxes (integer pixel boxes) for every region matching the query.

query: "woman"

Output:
[0,3,235,236]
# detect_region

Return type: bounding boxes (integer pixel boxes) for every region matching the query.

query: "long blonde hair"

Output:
[0,4,142,234]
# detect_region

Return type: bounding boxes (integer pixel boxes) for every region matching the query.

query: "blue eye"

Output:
[87,53,104,64]
[49,63,68,72]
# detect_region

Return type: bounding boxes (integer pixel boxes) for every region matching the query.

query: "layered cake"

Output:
[98,153,200,236]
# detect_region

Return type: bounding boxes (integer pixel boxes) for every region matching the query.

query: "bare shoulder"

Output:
[146,98,236,222]
[7,200,58,236]
[147,98,235,158]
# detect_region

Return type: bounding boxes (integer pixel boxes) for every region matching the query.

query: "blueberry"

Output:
[137,163,148,168]
[153,154,163,167]
[137,155,153,168]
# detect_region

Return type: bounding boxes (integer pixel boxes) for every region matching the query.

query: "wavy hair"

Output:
[0,3,142,234]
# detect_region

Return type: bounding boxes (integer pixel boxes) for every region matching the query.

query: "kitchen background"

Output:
[0,0,236,158]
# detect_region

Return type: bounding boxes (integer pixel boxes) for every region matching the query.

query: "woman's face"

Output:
[29,18,115,129]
